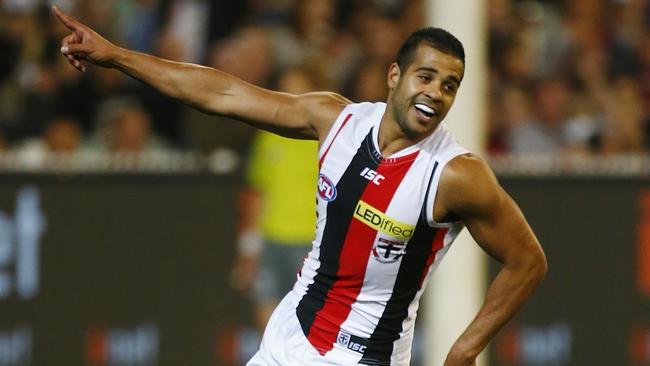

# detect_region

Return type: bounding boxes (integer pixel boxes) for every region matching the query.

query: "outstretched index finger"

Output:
[52,5,83,33]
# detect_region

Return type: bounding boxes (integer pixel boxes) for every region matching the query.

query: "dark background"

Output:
[0,174,248,366]
[490,176,650,366]
[0,173,648,365]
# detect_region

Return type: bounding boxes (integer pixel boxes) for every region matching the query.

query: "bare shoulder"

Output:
[442,153,497,188]
[225,83,351,140]
[294,91,351,138]
[436,153,504,220]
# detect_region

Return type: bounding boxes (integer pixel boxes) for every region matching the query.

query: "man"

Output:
[53,6,547,366]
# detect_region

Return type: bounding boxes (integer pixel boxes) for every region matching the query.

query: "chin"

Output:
[402,125,428,139]
[413,118,437,132]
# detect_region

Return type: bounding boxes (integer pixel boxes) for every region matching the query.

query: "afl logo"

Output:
[318,174,337,201]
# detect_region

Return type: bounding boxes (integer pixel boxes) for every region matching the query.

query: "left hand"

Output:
[52,5,120,72]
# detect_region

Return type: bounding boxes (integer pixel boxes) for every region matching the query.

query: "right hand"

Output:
[52,5,119,72]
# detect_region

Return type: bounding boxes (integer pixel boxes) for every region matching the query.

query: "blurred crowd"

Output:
[488,0,650,156]
[0,0,648,163]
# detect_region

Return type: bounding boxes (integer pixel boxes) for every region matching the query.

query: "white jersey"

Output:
[251,102,469,366]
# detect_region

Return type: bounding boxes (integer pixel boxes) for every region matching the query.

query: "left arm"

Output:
[435,155,547,365]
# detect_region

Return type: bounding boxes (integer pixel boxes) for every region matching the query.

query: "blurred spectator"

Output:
[115,0,163,54]
[489,85,532,155]
[183,25,275,156]
[496,33,537,87]
[90,97,169,154]
[275,60,331,93]
[351,6,404,65]
[562,99,603,155]
[638,29,650,118]
[601,76,647,154]
[159,0,209,63]
[74,0,117,37]
[134,24,191,149]
[347,59,390,103]
[506,78,571,154]
[43,115,83,152]
[288,0,338,52]
[108,108,152,153]
[272,0,358,90]
[13,115,83,165]
[488,0,650,156]
[396,0,426,35]
[0,0,647,162]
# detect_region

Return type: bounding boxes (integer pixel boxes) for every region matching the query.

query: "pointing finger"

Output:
[52,5,83,34]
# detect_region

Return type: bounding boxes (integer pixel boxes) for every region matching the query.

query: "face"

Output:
[387,45,464,139]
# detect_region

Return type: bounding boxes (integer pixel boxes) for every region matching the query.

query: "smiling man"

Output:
[52,5,546,366]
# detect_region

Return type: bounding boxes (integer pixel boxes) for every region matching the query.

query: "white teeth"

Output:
[415,103,435,115]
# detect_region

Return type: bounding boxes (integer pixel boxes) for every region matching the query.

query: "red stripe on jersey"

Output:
[419,227,449,288]
[319,114,352,168]
[307,153,419,354]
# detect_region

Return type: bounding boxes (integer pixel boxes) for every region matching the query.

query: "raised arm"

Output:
[52,6,349,140]
[435,155,547,366]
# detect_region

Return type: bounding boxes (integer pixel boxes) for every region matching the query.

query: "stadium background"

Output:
[0,0,649,365]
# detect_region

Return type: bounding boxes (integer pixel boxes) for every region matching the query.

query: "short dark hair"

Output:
[395,27,465,70]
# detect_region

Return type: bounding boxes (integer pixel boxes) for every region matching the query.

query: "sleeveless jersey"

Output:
[291,101,469,365]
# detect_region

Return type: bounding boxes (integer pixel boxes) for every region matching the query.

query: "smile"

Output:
[414,103,436,119]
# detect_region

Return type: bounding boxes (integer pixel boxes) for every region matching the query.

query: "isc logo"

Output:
[360,167,385,186]
[318,174,337,202]
[336,331,367,354]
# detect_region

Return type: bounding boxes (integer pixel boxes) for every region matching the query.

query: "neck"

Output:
[377,108,430,157]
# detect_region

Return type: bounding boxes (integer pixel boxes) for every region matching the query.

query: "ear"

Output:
[387,62,401,90]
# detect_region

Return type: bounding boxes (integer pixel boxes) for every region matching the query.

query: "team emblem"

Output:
[372,237,407,263]
[337,331,350,346]
[318,174,337,202]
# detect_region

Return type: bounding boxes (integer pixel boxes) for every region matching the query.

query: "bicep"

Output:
[443,157,542,266]
[462,188,540,265]
[206,80,348,140]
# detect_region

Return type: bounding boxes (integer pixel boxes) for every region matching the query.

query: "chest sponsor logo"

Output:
[372,237,407,263]
[317,174,337,202]
[354,200,415,241]
[360,167,385,186]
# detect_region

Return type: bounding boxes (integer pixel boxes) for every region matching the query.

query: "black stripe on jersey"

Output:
[421,161,440,223]
[297,131,379,337]
[360,161,440,365]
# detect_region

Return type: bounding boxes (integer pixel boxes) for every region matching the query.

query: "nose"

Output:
[423,81,443,101]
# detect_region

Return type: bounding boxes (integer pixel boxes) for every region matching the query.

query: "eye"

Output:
[418,74,432,82]
[443,83,457,93]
